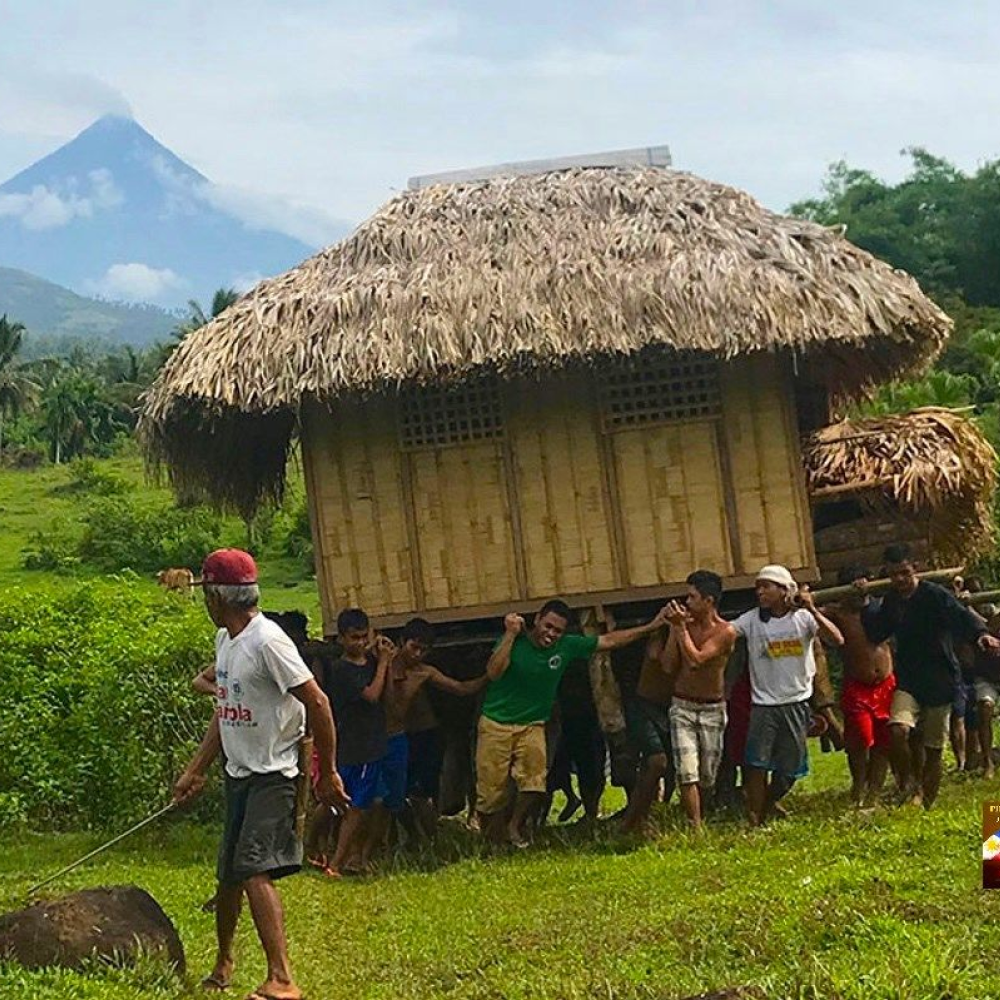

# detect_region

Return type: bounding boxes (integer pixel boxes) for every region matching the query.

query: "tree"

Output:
[41,371,126,464]
[0,314,40,458]
[170,287,239,341]
[790,149,1000,307]
[855,370,977,418]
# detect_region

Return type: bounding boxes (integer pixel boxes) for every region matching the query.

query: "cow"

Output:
[156,568,195,598]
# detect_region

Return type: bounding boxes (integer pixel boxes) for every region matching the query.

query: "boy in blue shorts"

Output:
[324,607,395,875]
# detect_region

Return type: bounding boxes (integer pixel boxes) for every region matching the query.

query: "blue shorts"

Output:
[380,733,409,813]
[953,680,977,726]
[340,761,385,810]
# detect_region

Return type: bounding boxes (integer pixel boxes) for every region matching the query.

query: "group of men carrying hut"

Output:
[173,540,1000,1000]
[140,160,990,999]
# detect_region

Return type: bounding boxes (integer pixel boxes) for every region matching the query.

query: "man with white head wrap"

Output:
[731,565,844,826]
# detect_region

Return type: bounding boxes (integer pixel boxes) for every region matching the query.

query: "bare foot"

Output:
[248,978,302,1000]
[202,957,233,991]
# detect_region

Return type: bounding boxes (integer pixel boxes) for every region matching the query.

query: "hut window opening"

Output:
[398,378,504,450]
[598,355,721,431]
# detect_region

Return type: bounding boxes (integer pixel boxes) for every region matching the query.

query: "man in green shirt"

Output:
[478,599,670,846]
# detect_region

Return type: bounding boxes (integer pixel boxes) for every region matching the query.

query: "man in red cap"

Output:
[173,549,348,1000]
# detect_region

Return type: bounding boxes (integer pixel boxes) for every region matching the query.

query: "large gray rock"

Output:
[0,886,184,973]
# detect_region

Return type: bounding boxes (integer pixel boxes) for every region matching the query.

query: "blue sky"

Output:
[1,0,998,239]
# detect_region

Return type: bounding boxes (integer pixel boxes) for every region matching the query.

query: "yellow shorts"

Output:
[475,716,547,814]
[889,689,950,751]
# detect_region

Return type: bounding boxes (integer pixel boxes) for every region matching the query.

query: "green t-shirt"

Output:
[482,632,600,725]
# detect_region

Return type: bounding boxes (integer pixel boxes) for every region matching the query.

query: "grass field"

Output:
[3,456,1000,998]
[1,754,998,1000]
[0,455,323,624]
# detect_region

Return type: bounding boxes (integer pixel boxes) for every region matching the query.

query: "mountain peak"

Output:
[0,115,324,312]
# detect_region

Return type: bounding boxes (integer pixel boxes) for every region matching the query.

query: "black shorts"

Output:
[625,696,672,760]
[548,715,606,796]
[217,772,301,886]
[407,728,444,800]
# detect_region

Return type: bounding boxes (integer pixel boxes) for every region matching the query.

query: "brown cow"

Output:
[156,567,195,597]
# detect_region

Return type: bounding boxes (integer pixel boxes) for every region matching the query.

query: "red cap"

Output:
[196,549,258,586]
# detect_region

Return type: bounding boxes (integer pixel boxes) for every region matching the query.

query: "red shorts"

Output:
[724,671,753,765]
[841,674,896,751]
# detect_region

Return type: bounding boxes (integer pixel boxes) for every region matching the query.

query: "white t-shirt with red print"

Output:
[214,613,313,779]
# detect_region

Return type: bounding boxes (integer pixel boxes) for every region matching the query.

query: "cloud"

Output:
[87,262,184,302]
[147,151,348,247]
[230,271,264,293]
[199,184,350,248]
[0,62,131,136]
[0,168,123,230]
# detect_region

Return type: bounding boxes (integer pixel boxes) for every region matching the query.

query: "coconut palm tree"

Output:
[0,314,40,458]
[171,287,240,341]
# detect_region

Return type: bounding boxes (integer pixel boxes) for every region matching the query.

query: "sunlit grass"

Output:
[2,754,998,999]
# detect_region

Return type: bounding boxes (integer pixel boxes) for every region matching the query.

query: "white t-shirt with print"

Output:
[214,613,313,779]
[732,608,818,706]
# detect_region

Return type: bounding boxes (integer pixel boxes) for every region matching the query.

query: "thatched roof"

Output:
[140,167,952,513]
[804,408,997,563]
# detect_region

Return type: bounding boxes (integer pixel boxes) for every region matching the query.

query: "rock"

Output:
[0,885,184,974]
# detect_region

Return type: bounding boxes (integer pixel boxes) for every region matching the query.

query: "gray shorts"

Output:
[217,772,301,885]
[745,701,811,780]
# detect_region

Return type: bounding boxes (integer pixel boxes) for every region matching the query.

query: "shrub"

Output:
[0,581,218,830]
[277,495,314,568]
[22,521,83,572]
[63,457,130,496]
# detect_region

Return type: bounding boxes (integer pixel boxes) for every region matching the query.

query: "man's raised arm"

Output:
[665,601,736,668]
[486,614,524,680]
[595,606,670,652]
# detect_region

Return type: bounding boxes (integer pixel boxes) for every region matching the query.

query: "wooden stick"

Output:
[296,735,314,841]
[27,802,176,897]
[809,566,964,604]
[968,590,1000,606]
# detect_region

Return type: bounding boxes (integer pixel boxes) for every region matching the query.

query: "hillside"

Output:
[0,116,346,309]
[0,266,175,348]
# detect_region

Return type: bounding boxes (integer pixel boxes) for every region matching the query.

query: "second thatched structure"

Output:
[805,407,997,574]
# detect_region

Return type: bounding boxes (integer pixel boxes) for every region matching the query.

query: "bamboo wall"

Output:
[302,352,816,630]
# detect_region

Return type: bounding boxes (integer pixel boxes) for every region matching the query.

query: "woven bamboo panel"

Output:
[506,375,617,597]
[599,355,721,431]
[303,399,415,621]
[719,355,810,572]
[409,440,519,609]
[399,378,503,450]
[612,420,733,585]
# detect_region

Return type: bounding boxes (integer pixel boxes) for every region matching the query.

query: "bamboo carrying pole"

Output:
[967,590,1000,607]
[808,566,964,605]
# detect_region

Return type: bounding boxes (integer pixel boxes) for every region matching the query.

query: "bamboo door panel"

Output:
[610,420,734,586]
[408,441,519,609]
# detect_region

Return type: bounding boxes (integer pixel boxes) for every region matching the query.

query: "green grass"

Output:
[0,453,323,626]
[1,755,998,1000]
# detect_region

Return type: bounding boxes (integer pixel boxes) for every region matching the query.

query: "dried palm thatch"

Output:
[139,167,952,514]
[804,408,997,563]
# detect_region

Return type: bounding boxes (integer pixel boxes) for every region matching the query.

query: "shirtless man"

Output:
[383,618,488,841]
[663,570,737,830]
[821,566,895,806]
[620,629,676,836]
